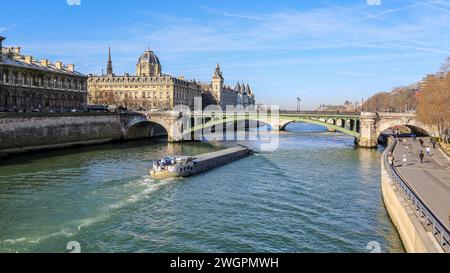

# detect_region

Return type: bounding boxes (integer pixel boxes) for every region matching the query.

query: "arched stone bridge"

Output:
[121,111,437,148]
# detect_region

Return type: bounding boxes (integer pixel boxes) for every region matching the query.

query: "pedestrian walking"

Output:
[426,146,431,156]
[388,154,395,166]
[419,150,425,163]
[419,139,424,147]
[432,141,436,149]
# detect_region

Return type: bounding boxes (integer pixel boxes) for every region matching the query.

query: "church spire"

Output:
[106,46,113,76]
[213,62,223,79]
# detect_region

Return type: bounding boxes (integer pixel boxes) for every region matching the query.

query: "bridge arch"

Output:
[181,114,361,139]
[277,116,360,138]
[124,115,169,140]
[376,119,435,140]
[278,119,359,137]
[125,120,168,140]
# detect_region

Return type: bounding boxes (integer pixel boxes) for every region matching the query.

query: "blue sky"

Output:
[1,0,449,109]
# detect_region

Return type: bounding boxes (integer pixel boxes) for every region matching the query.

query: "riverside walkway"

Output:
[392,138,450,234]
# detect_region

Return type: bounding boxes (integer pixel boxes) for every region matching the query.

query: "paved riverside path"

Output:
[392,138,450,231]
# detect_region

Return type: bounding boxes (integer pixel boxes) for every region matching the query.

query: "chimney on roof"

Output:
[55,61,63,70]
[24,56,33,64]
[0,36,6,61]
[0,36,4,61]
[67,64,75,72]
[40,59,49,67]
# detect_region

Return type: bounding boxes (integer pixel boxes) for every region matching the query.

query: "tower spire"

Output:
[214,62,222,78]
[106,46,113,76]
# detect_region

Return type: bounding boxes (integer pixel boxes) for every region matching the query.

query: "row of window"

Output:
[99,91,172,99]
[89,77,173,84]
[93,85,171,90]
[181,166,193,172]
[1,71,86,91]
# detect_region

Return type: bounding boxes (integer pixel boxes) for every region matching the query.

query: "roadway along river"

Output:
[0,123,405,253]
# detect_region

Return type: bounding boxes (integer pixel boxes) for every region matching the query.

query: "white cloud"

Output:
[412,0,450,14]
[0,17,36,34]
[135,4,450,59]
[14,1,448,107]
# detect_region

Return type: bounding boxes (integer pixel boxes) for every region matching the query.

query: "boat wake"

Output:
[1,175,182,250]
[109,176,181,210]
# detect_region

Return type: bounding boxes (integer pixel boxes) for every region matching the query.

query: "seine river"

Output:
[0,123,405,253]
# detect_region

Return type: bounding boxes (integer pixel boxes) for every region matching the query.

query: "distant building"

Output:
[88,48,255,111]
[316,100,357,112]
[201,63,255,109]
[0,36,88,111]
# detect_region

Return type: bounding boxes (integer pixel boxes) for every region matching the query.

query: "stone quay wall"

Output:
[381,147,444,253]
[0,113,137,157]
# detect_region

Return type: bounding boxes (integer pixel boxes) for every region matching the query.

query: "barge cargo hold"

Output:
[150,146,252,179]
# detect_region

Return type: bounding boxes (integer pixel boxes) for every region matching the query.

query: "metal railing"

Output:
[279,110,360,116]
[385,140,450,252]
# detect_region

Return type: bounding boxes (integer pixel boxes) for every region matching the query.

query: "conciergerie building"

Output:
[0,36,88,111]
[87,47,255,111]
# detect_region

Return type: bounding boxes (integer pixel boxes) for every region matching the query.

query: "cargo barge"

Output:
[150,145,252,179]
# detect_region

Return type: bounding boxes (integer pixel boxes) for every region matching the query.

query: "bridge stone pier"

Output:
[358,112,379,148]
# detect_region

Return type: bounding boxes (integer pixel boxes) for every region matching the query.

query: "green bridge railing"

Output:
[182,113,361,138]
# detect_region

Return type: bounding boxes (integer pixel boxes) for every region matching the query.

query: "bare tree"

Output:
[417,59,450,143]
[364,88,418,112]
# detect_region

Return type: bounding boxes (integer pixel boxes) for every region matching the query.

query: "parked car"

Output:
[85,105,108,112]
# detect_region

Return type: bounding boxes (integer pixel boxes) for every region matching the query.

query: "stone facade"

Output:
[88,49,202,111]
[201,63,255,109]
[0,36,88,111]
[88,49,256,111]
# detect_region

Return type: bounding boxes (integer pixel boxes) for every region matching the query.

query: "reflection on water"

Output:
[0,123,404,253]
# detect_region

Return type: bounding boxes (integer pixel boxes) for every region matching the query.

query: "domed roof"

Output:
[138,50,160,66]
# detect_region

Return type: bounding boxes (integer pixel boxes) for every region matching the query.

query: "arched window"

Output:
[4,70,9,84]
